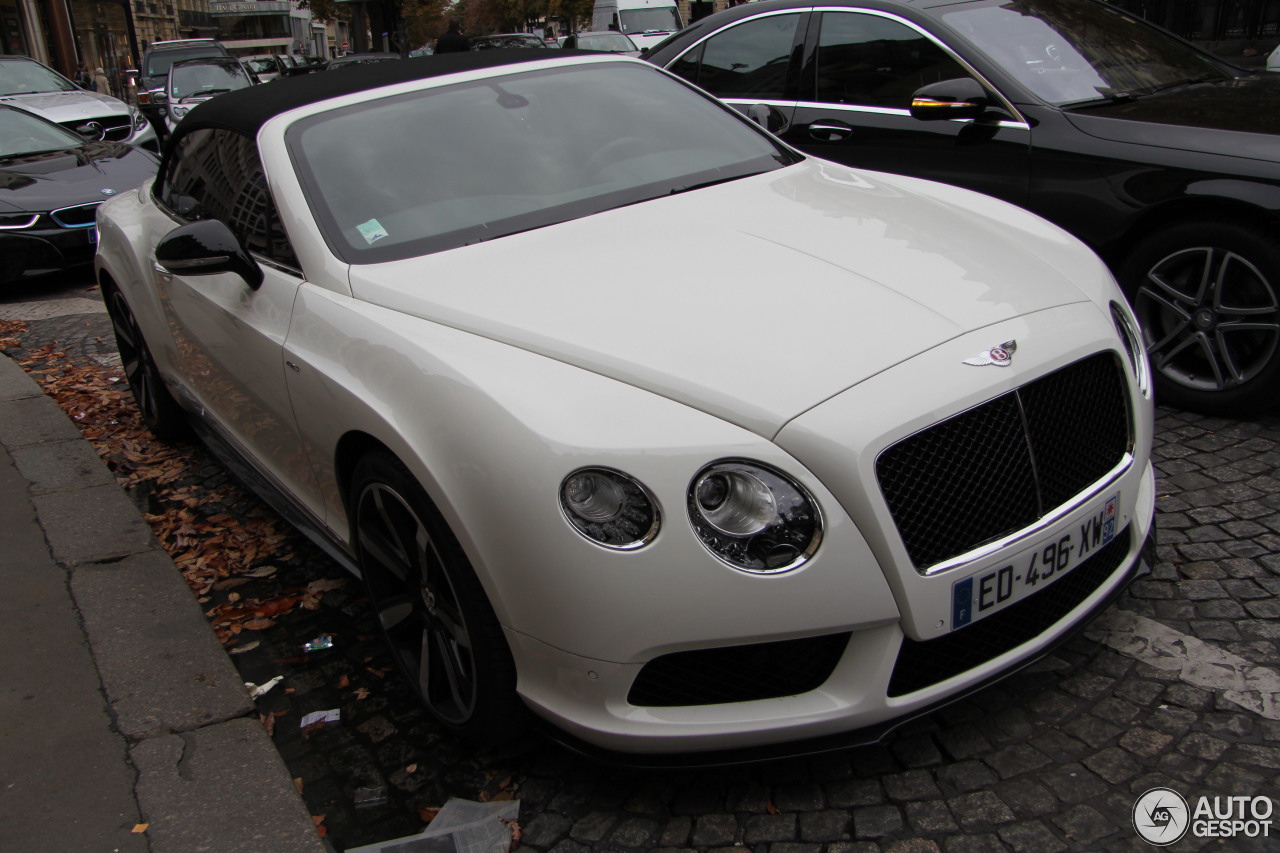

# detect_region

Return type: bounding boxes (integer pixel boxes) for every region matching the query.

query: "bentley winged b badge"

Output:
[963,340,1017,367]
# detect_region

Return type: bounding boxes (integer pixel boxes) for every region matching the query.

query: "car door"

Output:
[665,9,808,134]
[150,127,317,504]
[784,9,1031,206]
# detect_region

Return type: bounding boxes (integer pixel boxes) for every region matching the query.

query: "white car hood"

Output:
[349,161,1100,437]
[2,90,129,121]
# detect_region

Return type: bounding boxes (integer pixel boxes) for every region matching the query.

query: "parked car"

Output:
[564,31,641,55]
[0,105,156,284]
[470,33,554,50]
[325,52,401,70]
[647,0,1280,416]
[158,57,256,134]
[592,0,684,50]
[95,51,1155,759]
[239,54,287,82]
[132,38,229,137]
[0,55,154,150]
[1269,43,1280,71]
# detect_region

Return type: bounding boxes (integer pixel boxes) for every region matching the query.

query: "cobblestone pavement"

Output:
[4,274,1280,853]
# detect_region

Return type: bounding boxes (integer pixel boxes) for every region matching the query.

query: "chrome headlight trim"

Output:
[559,467,661,550]
[688,460,823,574]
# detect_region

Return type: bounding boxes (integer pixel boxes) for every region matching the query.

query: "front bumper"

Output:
[0,226,98,284]
[508,463,1154,758]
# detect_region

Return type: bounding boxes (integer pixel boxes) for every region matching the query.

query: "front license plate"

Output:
[951,493,1119,630]
[87,226,98,245]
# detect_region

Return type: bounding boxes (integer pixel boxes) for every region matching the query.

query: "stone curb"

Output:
[0,352,327,853]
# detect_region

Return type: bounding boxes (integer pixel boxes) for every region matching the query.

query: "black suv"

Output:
[134,39,229,137]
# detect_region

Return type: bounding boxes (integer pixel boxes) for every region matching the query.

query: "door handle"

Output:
[808,121,854,142]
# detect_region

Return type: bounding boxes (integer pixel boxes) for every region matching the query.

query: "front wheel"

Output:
[1120,222,1280,416]
[350,451,526,746]
[101,282,188,439]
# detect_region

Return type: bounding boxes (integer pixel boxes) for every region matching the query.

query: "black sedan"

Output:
[647,0,1280,415]
[0,105,157,284]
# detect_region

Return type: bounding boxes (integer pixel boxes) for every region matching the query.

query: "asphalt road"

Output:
[3,270,1280,853]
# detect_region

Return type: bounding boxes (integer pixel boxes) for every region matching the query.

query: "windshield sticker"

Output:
[357,219,389,245]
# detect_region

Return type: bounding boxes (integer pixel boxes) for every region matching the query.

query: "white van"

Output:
[590,0,684,51]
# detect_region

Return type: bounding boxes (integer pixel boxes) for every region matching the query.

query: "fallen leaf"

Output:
[419,807,440,823]
[131,823,148,834]
[503,817,522,851]
[406,763,418,773]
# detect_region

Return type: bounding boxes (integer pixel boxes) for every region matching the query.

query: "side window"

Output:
[675,13,803,99]
[815,12,970,109]
[158,128,300,270]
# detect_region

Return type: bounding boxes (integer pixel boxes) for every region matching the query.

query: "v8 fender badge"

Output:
[963,340,1017,367]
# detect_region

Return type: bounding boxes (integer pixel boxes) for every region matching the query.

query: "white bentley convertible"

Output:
[95,51,1156,760]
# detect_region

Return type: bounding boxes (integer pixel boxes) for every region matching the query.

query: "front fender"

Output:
[283,284,900,663]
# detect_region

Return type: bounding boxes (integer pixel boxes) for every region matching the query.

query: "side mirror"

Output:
[909,78,991,121]
[155,220,264,290]
[151,90,168,105]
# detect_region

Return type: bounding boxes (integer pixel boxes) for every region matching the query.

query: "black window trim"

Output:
[666,8,813,101]
[153,127,303,276]
[800,6,1027,124]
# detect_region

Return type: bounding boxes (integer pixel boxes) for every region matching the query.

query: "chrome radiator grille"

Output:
[876,353,1131,570]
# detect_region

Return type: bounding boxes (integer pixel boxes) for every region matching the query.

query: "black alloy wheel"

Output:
[1122,222,1280,416]
[351,452,524,745]
[102,283,188,439]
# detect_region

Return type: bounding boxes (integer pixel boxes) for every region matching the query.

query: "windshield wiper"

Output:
[1143,76,1225,95]
[668,171,767,195]
[1060,90,1139,109]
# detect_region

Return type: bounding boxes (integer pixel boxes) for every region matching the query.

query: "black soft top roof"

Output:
[172,50,588,143]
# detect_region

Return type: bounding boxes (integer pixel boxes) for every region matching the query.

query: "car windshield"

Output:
[938,0,1235,106]
[577,33,637,52]
[170,62,251,99]
[0,108,83,156]
[0,59,77,96]
[289,63,797,263]
[147,47,223,79]
[619,7,681,34]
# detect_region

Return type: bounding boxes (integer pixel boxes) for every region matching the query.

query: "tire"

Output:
[101,283,188,439]
[350,451,527,747]
[1119,221,1280,416]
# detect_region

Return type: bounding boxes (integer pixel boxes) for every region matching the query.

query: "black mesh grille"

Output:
[628,633,851,707]
[888,528,1130,697]
[876,353,1130,569]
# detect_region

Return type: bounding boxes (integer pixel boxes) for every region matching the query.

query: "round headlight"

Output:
[688,461,822,573]
[560,468,660,549]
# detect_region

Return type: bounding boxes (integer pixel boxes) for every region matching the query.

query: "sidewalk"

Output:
[0,351,328,853]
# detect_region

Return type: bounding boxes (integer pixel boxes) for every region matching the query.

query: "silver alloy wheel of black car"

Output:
[102,282,187,439]
[351,452,523,742]
[1123,222,1280,416]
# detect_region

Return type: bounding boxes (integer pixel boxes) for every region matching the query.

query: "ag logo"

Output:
[1133,787,1189,845]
